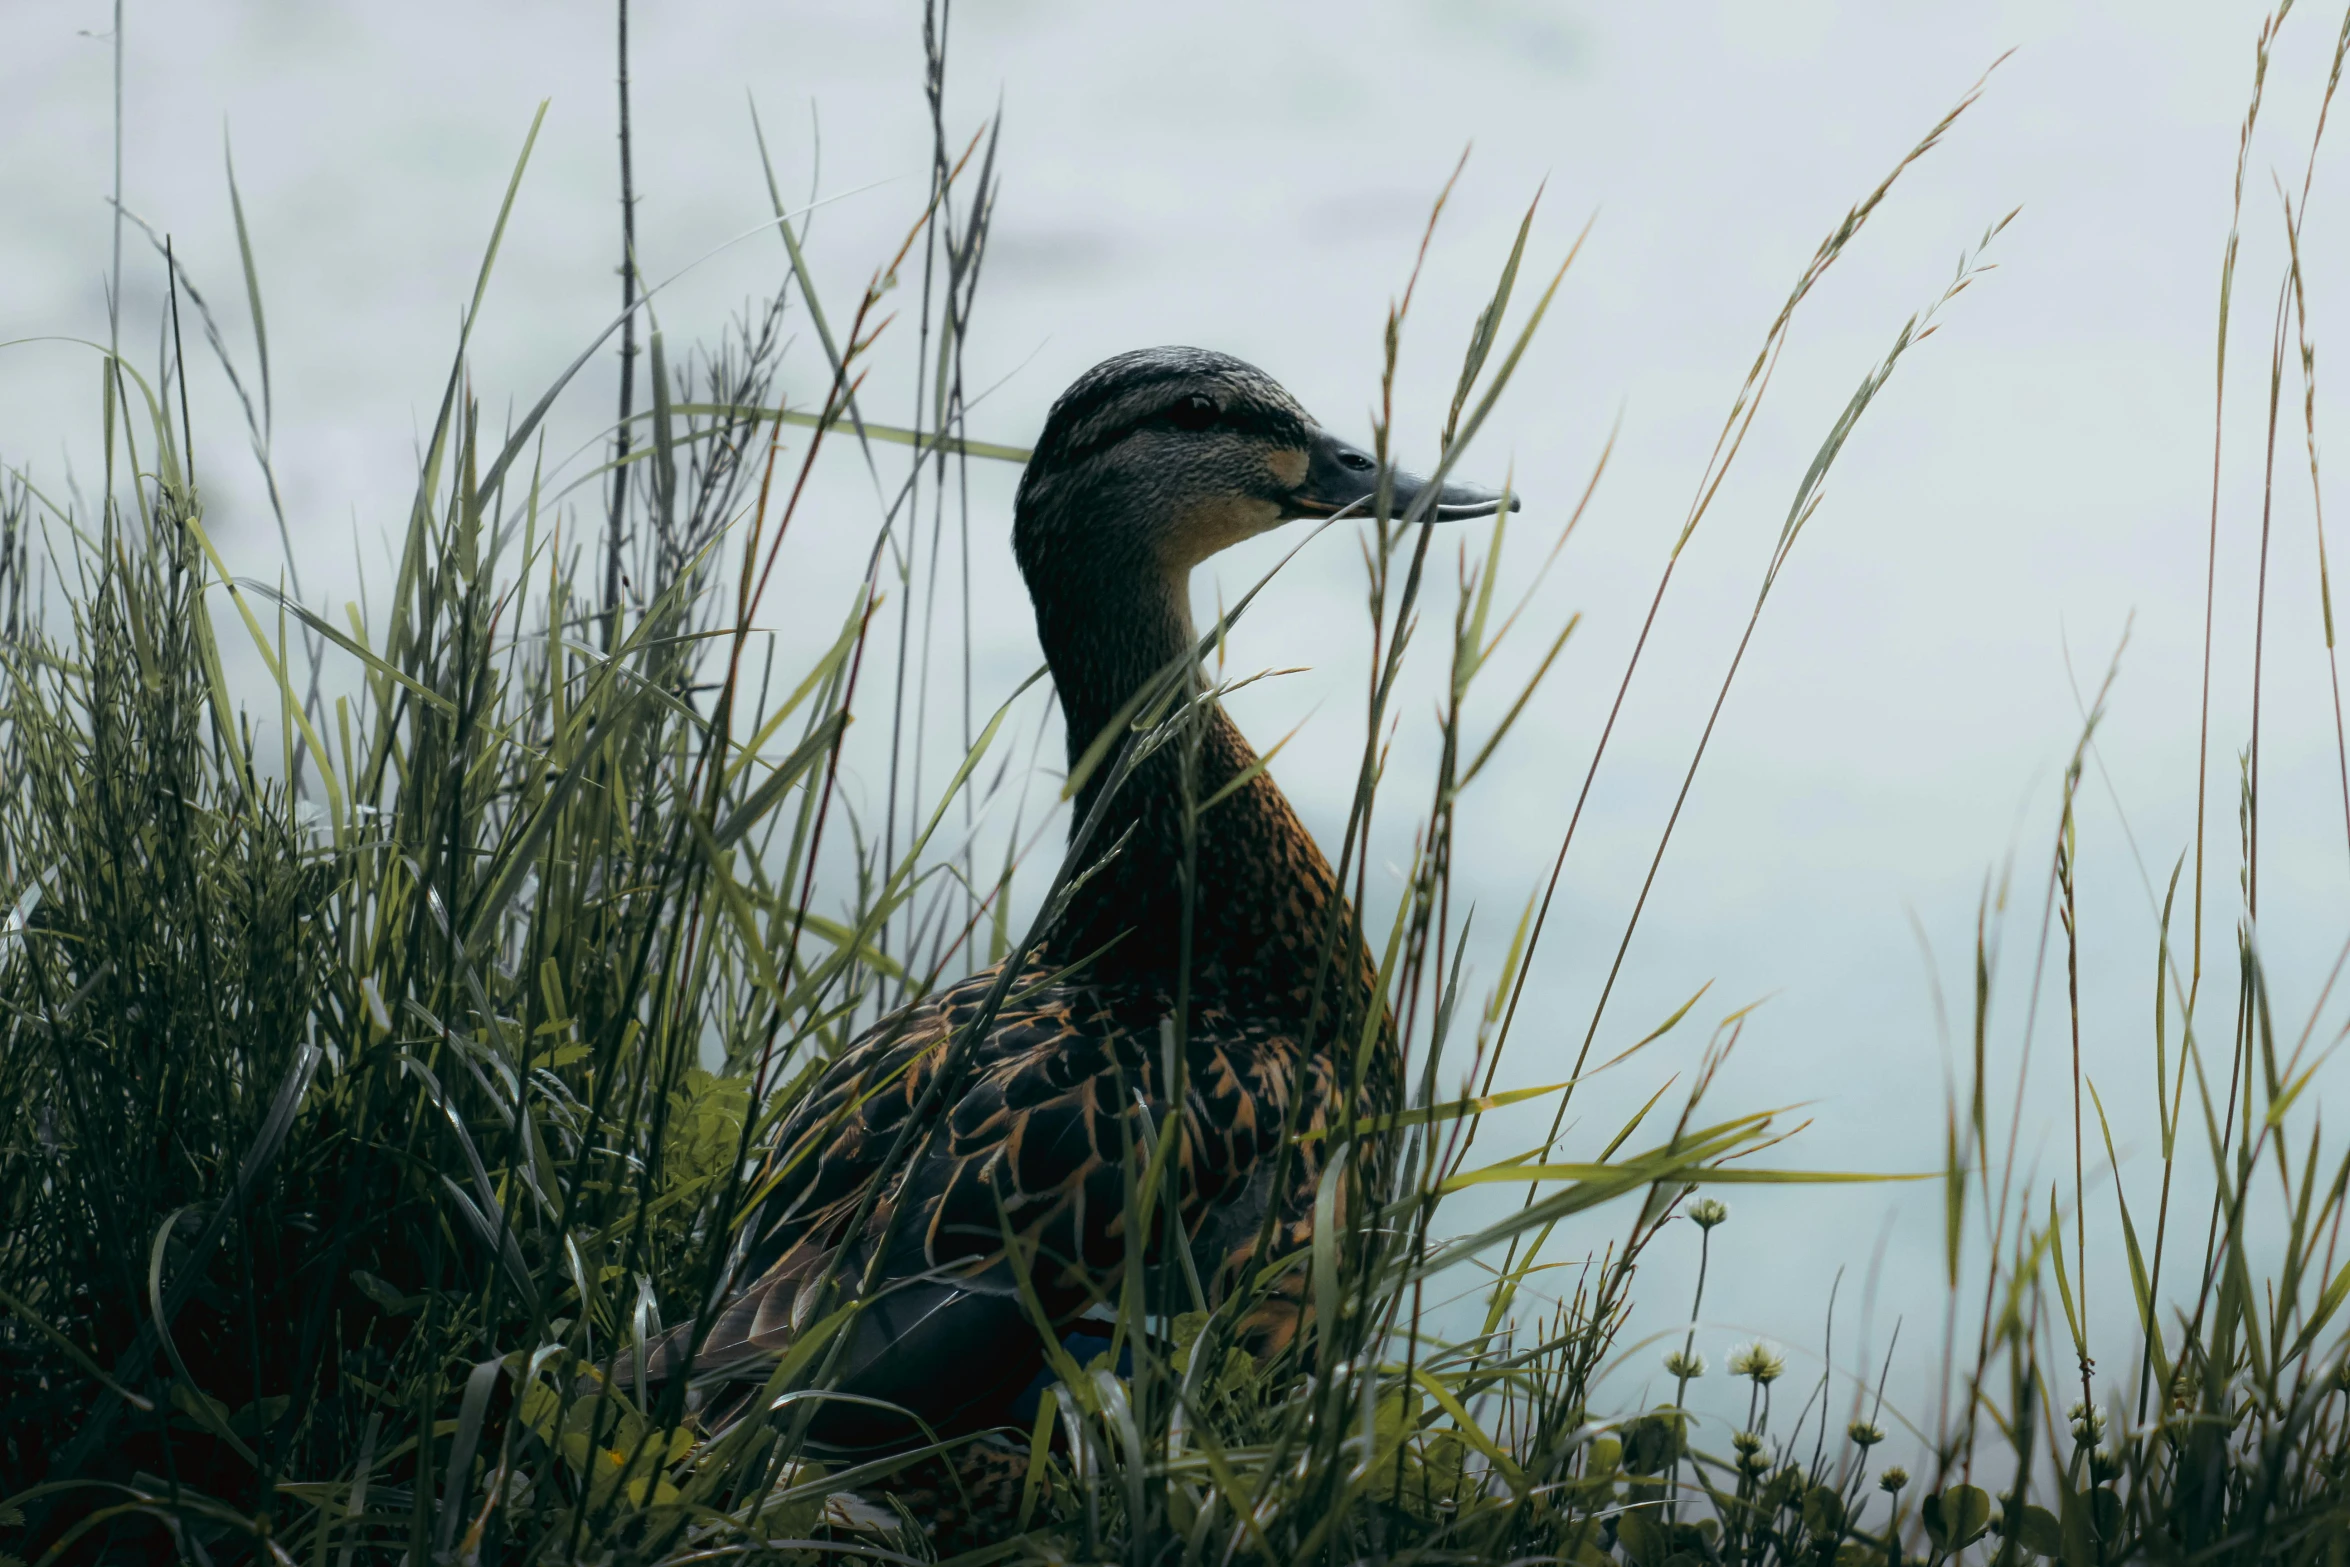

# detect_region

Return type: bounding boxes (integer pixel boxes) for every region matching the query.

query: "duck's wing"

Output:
[640,977,1343,1436]
[909,994,1345,1362]
[631,972,991,1389]
[914,992,1301,1286]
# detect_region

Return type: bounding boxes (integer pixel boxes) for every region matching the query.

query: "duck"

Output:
[639,346,1516,1467]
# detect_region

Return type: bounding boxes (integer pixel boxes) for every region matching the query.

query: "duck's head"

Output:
[1013,346,1517,594]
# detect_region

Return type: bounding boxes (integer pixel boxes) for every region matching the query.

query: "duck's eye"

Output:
[1168,394,1219,432]
[1339,450,1375,473]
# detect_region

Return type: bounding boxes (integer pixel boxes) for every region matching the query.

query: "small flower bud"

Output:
[1688,1197,1729,1230]
[1879,1465,1910,1493]
[1663,1349,1706,1380]
[1848,1419,1885,1448]
[1730,1342,1786,1385]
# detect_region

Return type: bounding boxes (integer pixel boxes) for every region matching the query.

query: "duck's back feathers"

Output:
[639,964,1347,1447]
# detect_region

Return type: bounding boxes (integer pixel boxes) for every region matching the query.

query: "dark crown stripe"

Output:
[1028,346,1312,473]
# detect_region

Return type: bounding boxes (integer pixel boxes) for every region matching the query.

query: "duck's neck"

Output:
[1034,570,1363,1022]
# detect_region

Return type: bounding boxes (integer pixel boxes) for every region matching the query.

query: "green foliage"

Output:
[1923,1485,1992,1551]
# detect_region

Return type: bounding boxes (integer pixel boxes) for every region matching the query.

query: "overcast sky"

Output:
[7,0,2346,1445]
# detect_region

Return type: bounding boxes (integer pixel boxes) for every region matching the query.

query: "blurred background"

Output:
[5,0,2342,1446]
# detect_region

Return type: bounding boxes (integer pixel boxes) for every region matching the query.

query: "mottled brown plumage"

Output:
[641,348,1514,1534]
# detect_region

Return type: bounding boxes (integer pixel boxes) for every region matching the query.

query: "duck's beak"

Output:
[1289,429,1521,522]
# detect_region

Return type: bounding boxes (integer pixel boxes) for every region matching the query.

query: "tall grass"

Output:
[3,6,2350,1564]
